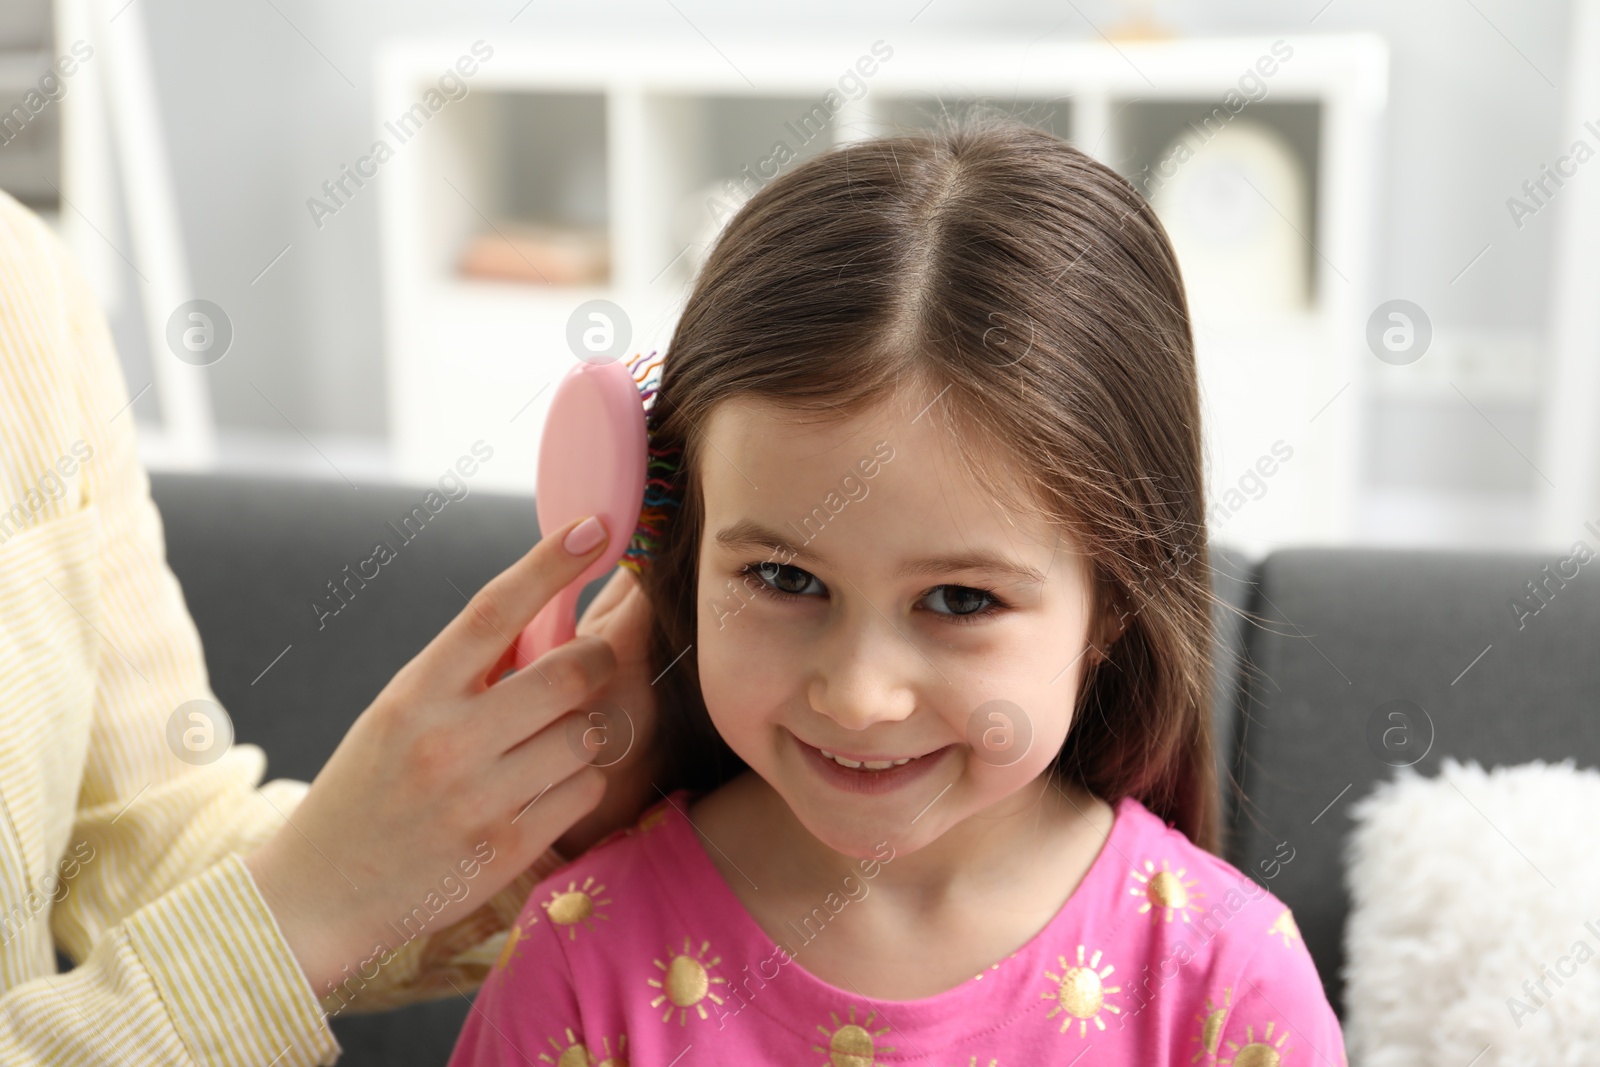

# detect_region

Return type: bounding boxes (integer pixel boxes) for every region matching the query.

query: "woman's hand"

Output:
[242,515,646,998]
[557,564,661,856]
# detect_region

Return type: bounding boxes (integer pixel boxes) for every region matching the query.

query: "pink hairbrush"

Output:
[510,351,674,668]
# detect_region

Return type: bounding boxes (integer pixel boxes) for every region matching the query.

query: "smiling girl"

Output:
[449,114,1344,1066]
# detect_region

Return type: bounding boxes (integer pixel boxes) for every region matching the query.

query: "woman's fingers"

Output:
[416,515,611,692]
[479,635,618,751]
[492,709,595,803]
[241,521,634,997]
[504,761,607,856]
[577,565,637,629]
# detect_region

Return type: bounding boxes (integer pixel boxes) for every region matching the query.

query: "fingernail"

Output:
[563,516,607,555]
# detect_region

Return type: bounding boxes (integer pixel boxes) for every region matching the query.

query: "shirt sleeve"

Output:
[1218,909,1348,1067]
[446,883,588,1067]
[0,188,567,1065]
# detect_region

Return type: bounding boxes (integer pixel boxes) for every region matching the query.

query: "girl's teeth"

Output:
[818,749,914,770]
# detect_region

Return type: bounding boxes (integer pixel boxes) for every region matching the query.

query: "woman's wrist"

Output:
[247,830,576,996]
[242,838,359,997]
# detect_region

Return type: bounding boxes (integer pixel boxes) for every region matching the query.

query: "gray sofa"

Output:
[143,472,1600,1064]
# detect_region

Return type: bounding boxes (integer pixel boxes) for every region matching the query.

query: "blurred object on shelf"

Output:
[381,34,1383,545]
[1150,117,1310,317]
[456,222,609,285]
[1107,0,1177,41]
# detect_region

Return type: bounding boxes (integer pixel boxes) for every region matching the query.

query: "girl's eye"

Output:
[739,564,1004,624]
[922,584,997,619]
[748,561,826,597]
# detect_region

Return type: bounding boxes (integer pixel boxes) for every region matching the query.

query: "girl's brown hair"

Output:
[639,110,1219,853]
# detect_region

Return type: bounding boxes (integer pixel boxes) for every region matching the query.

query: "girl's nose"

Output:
[805,610,920,731]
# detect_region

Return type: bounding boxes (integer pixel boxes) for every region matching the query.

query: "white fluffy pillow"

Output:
[1343,758,1600,1066]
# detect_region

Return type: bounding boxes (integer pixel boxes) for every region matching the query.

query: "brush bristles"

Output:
[620,349,679,574]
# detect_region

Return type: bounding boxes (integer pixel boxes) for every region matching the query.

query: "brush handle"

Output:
[513,580,581,670]
[510,354,651,675]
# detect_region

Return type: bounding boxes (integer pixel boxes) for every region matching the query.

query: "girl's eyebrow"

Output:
[713,519,1047,585]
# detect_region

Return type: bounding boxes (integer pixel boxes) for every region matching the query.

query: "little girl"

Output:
[450,114,1345,1066]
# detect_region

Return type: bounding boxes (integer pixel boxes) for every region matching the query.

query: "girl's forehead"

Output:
[705,394,902,449]
[704,394,936,481]
[699,395,1062,554]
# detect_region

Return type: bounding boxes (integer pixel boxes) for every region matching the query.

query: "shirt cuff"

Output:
[304,845,574,1017]
[123,854,340,1067]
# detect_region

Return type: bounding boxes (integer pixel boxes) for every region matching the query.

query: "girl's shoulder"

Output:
[1101,796,1343,1062]
[526,789,691,898]
[1105,794,1307,965]
[508,789,707,946]
[453,794,712,1065]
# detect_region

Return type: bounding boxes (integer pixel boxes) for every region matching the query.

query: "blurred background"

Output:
[10,5,1599,1060]
[2,0,1594,562]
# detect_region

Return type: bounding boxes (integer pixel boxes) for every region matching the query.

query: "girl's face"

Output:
[694,392,1105,859]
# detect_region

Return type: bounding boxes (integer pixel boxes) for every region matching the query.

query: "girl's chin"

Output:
[772,768,1058,859]
[779,788,954,859]
[799,821,915,861]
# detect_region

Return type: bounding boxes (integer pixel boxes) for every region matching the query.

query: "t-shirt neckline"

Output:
[651,786,1139,1040]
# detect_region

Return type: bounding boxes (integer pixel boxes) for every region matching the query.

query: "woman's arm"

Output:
[0,187,346,1064]
[0,188,654,1063]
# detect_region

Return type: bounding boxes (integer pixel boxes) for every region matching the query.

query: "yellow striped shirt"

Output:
[0,188,563,1065]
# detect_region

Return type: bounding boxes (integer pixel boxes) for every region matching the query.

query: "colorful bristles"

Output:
[620,349,681,575]
[631,348,666,414]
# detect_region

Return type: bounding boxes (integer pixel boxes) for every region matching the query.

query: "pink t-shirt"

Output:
[449,789,1346,1066]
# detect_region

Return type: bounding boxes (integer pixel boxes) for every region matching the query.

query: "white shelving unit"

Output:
[376,34,1387,554]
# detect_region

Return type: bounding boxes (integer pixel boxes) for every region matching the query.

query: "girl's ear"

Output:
[1086,584,1130,665]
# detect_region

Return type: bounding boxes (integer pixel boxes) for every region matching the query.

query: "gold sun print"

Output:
[1268,909,1301,949]
[1129,859,1206,923]
[590,1033,628,1067]
[1041,944,1123,1037]
[494,920,531,982]
[537,1027,589,1067]
[811,1004,895,1067]
[541,876,612,940]
[646,936,729,1024]
[535,1029,627,1067]
[1219,1020,1292,1067]
[632,806,668,836]
[1189,987,1232,1064]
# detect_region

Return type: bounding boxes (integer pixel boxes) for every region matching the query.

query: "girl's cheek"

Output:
[942,667,1076,775]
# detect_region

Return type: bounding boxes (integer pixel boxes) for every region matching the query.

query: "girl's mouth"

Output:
[795,735,954,795]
